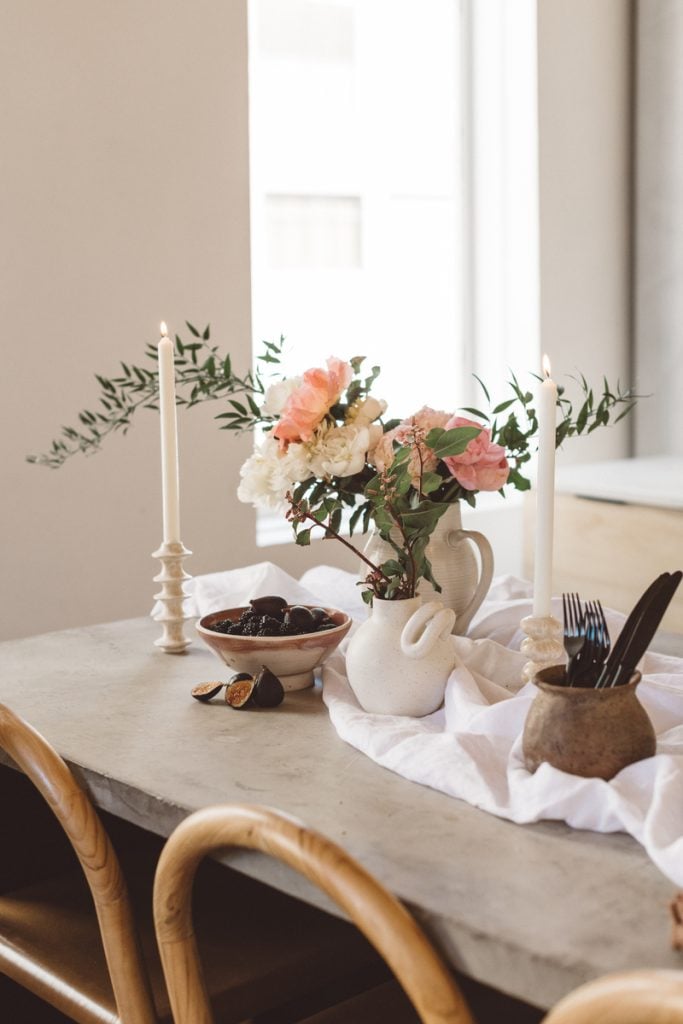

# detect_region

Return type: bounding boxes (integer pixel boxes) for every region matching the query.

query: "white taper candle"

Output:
[533,355,558,617]
[158,322,181,544]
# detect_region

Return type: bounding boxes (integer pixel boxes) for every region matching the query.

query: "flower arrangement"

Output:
[28,325,637,602]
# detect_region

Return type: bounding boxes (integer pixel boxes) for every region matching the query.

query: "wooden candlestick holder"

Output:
[520,614,564,683]
[152,541,192,653]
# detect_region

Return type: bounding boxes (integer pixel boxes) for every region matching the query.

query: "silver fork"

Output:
[562,592,585,682]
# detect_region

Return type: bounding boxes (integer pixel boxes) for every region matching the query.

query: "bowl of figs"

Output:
[196,595,352,691]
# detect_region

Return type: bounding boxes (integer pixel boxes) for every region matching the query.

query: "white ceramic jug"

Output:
[345,597,456,716]
[362,504,493,635]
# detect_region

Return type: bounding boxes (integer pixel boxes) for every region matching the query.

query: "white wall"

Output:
[537,0,633,467]
[634,0,683,456]
[0,0,353,642]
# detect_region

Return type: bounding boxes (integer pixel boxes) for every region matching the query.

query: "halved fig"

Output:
[253,667,285,708]
[191,681,225,702]
[225,676,256,708]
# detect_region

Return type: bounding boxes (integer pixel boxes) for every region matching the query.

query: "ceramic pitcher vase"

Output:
[345,596,456,717]
[361,504,494,635]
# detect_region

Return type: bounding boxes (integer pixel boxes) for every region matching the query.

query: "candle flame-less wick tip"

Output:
[542,353,552,378]
[160,321,169,337]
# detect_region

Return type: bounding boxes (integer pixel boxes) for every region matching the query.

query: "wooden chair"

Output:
[541,969,683,1024]
[0,705,389,1023]
[153,802,475,1024]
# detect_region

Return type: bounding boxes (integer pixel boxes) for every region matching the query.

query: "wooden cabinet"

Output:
[524,492,683,635]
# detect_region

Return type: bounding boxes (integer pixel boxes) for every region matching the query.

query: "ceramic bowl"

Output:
[196,605,352,691]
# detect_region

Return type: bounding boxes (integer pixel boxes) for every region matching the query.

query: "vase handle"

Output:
[447,528,494,634]
[401,601,456,660]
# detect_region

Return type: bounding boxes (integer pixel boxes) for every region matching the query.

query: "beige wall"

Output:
[1,1,635,642]
[0,0,353,642]
[537,0,633,466]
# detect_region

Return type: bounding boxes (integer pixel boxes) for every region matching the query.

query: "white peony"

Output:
[345,395,387,427]
[237,434,313,509]
[261,377,302,417]
[308,424,371,479]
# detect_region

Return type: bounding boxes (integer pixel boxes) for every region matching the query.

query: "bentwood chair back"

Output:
[541,969,683,1024]
[0,705,390,1024]
[0,701,158,1023]
[153,802,475,1024]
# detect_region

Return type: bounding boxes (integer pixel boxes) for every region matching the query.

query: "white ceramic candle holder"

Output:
[520,614,564,683]
[152,541,192,653]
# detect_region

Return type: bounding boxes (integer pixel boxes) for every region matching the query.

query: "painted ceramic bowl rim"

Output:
[196,604,351,644]
[534,665,642,696]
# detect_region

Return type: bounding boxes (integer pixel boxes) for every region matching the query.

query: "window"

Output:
[248,0,538,542]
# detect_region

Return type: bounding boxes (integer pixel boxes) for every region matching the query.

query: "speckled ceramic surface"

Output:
[523,665,656,780]
[196,606,351,691]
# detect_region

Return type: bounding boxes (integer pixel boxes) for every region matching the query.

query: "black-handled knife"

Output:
[611,570,682,687]
[595,573,669,688]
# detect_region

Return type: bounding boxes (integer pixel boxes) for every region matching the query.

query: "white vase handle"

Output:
[401,600,456,660]
[447,528,494,634]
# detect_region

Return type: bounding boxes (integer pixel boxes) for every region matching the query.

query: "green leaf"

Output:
[472,373,490,402]
[420,471,443,494]
[186,322,201,337]
[425,426,481,459]
[459,407,489,422]
[492,399,515,415]
[576,400,589,434]
[295,528,312,546]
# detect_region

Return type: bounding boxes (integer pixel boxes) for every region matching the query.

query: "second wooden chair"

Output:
[153,802,475,1024]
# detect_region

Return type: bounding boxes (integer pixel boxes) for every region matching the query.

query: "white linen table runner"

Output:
[179,561,683,886]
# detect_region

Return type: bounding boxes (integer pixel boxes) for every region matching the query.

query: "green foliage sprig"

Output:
[462,371,638,495]
[27,325,285,468]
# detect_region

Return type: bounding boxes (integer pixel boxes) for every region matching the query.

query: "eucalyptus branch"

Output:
[27,326,285,468]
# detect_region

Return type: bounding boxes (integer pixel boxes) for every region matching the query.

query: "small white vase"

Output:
[345,596,456,717]
[361,504,493,635]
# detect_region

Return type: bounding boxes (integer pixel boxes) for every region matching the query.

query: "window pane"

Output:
[248,0,463,416]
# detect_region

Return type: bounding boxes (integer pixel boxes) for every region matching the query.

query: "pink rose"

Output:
[371,407,451,483]
[273,357,353,447]
[442,416,509,491]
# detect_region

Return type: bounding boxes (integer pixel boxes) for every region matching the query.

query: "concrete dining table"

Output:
[0,613,681,1012]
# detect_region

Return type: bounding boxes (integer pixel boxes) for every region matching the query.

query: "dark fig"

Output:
[191,681,225,702]
[250,595,288,619]
[253,666,285,708]
[310,607,329,626]
[285,605,315,631]
[225,675,256,708]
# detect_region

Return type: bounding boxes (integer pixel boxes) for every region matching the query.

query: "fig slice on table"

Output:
[191,682,225,702]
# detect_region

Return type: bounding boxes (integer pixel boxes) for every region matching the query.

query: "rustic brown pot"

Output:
[522,665,656,780]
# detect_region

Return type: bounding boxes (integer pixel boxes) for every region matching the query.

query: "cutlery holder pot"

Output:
[523,666,656,780]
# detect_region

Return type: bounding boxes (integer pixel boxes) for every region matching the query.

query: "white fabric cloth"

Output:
[181,562,683,886]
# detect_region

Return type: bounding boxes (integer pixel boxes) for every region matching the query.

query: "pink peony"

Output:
[442,416,509,491]
[273,357,353,447]
[371,406,451,482]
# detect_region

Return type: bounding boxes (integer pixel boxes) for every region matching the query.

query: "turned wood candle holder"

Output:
[152,541,192,653]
